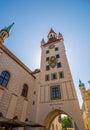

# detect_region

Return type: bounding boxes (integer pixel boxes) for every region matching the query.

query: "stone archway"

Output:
[41,109,78,130]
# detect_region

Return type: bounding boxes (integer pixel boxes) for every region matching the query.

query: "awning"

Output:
[24,121,45,127]
[0,117,11,127]
[0,116,45,128]
[0,117,25,128]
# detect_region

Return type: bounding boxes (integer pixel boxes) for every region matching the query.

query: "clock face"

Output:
[49,44,55,49]
[48,56,57,68]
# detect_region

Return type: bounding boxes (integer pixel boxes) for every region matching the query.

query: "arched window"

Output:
[0,71,10,87]
[21,84,28,97]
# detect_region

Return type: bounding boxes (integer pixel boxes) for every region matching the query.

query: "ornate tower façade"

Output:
[32,28,85,130]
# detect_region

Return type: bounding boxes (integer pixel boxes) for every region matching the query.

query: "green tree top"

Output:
[62,116,73,130]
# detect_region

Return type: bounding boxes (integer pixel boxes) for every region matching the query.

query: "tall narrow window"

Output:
[51,73,57,80]
[56,54,60,58]
[45,74,50,81]
[21,84,28,97]
[51,86,61,100]
[50,34,52,38]
[0,71,10,87]
[59,71,64,78]
[46,50,49,54]
[57,62,62,68]
[46,65,50,71]
[55,47,58,51]
[46,57,49,61]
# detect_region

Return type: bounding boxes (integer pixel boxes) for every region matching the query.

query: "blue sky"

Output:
[0,0,90,107]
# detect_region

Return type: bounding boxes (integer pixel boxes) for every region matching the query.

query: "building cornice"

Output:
[32,69,40,74]
[42,39,60,47]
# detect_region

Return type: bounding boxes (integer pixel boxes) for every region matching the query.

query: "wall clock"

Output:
[49,44,55,49]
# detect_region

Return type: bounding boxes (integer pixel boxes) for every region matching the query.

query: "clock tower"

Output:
[32,28,85,130]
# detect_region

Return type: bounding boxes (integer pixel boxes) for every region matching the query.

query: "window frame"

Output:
[21,84,28,97]
[46,50,49,54]
[57,62,62,68]
[46,65,50,71]
[51,73,57,80]
[56,54,60,58]
[46,57,49,61]
[0,71,10,87]
[59,71,64,78]
[45,74,50,81]
[50,85,61,100]
[55,47,58,51]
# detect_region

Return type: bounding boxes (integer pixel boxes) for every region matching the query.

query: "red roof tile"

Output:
[42,38,60,46]
[48,28,56,36]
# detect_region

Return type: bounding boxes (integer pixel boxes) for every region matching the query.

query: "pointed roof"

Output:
[41,28,60,46]
[79,79,85,87]
[58,32,62,35]
[48,28,56,36]
[1,22,14,34]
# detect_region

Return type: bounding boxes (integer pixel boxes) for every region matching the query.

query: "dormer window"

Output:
[49,34,56,39]
[50,34,52,38]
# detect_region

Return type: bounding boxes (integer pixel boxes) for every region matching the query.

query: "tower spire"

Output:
[2,22,14,35]
[0,22,14,44]
[47,28,57,42]
[48,28,56,36]
[79,79,85,88]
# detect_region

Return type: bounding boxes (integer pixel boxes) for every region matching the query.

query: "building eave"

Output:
[41,39,60,47]
[0,44,36,79]
[32,69,40,74]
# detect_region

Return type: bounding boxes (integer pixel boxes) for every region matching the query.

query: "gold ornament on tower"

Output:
[48,56,57,68]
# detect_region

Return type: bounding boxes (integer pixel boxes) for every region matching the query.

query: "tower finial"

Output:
[0,22,14,44]
[79,79,85,87]
[41,38,45,46]
[58,32,63,41]
[3,22,15,35]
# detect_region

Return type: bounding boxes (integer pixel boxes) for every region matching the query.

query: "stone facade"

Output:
[79,81,90,130]
[31,29,85,130]
[0,44,35,121]
[0,25,85,130]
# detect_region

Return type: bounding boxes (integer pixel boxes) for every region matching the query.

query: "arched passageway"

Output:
[41,109,78,130]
